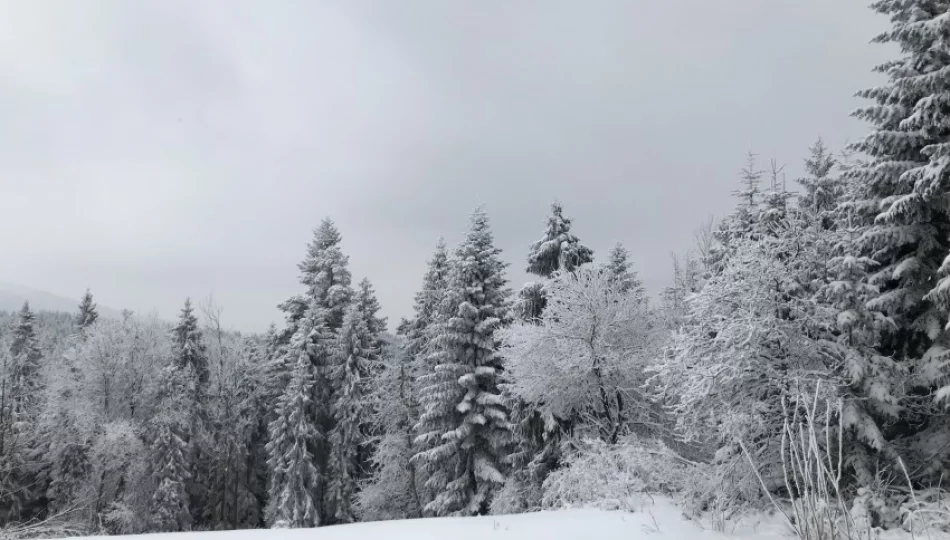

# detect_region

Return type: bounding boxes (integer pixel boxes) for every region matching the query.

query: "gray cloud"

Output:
[0,0,892,332]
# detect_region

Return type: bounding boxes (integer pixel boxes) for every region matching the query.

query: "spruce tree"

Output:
[281,219,354,333]
[148,364,197,532]
[517,203,594,320]
[848,0,950,479]
[326,305,375,523]
[606,243,645,300]
[413,208,512,516]
[10,302,42,421]
[172,299,210,389]
[76,289,99,332]
[265,324,322,528]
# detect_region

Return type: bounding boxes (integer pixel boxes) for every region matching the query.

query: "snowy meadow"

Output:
[4,1,950,540]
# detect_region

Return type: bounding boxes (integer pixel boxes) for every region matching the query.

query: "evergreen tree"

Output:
[355,278,386,338]
[172,299,210,389]
[606,243,645,299]
[517,203,594,320]
[280,219,354,333]
[148,365,197,532]
[326,305,376,523]
[848,0,950,480]
[10,302,42,420]
[413,208,512,516]
[265,333,321,528]
[798,138,841,230]
[76,289,99,332]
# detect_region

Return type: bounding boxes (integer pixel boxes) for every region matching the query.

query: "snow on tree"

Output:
[355,278,386,339]
[265,331,322,529]
[281,219,354,333]
[148,363,198,532]
[358,335,423,521]
[840,0,950,482]
[76,289,99,332]
[517,203,594,321]
[798,138,841,229]
[708,153,765,271]
[412,207,513,517]
[326,304,377,523]
[501,266,661,445]
[650,217,849,499]
[10,302,42,421]
[605,243,645,300]
[172,299,210,390]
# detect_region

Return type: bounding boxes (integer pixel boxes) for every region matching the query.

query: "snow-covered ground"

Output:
[57,499,793,540]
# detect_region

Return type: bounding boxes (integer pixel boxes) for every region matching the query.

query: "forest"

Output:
[2,1,950,538]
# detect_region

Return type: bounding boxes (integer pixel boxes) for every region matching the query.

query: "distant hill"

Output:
[0,281,123,318]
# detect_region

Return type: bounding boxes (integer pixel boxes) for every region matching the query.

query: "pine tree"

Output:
[848,0,950,480]
[326,305,376,523]
[76,289,99,332]
[265,334,321,528]
[517,203,594,320]
[413,208,512,516]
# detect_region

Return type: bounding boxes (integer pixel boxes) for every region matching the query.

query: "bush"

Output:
[540,436,694,512]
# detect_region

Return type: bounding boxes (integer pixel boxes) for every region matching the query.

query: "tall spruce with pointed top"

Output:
[173,299,210,389]
[798,138,841,230]
[517,203,594,320]
[412,208,512,516]
[282,219,354,333]
[10,302,42,420]
[847,0,950,479]
[76,289,99,332]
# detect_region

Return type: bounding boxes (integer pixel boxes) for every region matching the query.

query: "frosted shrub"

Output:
[540,437,693,512]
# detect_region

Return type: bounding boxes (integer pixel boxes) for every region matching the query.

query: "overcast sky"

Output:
[1,0,892,332]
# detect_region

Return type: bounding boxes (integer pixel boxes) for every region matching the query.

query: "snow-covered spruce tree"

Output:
[265,324,322,529]
[2,302,47,521]
[10,302,43,422]
[326,304,377,523]
[818,199,904,486]
[846,0,950,482]
[172,299,210,391]
[391,239,450,509]
[412,208,513,516]
[606,243,645,300]
[798,138,842,231]
[708,153,765,271]
[280,219,354,334]
[148,363,198,532]
[76,289,99,333]
[358,335,423,521]
[517,202,594,321]
[169,299,214,528]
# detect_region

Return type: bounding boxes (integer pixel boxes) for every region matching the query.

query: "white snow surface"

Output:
[49,499,795,540]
